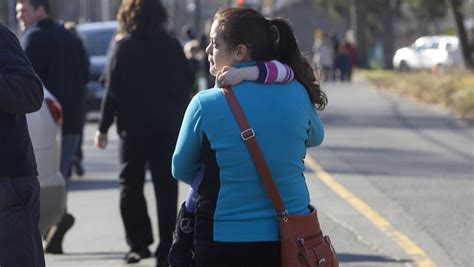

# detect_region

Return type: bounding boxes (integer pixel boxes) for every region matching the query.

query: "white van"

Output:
[392,35,463,71]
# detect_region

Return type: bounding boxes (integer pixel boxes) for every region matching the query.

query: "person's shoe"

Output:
[44,213,75,254]
[123,248,152,264]
[74,161,85,176]
[124,251,141,264]
[70,160,85,177]
[168,202,195,267]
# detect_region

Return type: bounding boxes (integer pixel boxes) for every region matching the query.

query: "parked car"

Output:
[77,21,117,116]
[26,88,66,235]
[392,35,463,71]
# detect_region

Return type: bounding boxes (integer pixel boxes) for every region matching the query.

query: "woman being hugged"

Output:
[172,8,327,267]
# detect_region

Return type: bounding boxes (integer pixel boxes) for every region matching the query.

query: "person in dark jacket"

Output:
[16,0,90,254]
[0,23,45,267]
[94,0,194,266]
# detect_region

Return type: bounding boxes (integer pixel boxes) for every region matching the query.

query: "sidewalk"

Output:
[45,124,187,266]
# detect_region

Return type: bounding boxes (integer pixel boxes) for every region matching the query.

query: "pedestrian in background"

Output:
[312,30,335,81]
[0,23,45,267]
[63,20,87,178]
[16,0,90,254]
[337,40,354,82]
[183,39,202,95]
[94,0,194,265]
[172,8,326,266]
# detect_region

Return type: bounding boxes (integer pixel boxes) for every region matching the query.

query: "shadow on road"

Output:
[317,145,473,179]
[46,252,131,264]
[68,179,120,191]
[337,253,411,264]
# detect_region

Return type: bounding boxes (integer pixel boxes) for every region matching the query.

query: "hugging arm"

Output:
[216,60,294,87]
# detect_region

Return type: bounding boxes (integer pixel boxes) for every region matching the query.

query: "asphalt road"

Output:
[45,80,473,267]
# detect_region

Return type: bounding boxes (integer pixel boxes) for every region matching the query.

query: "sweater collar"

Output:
[234,61,256,68]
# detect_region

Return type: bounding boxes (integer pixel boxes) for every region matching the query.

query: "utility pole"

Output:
[383,0,394,69]
[7,0,16,29]
[352,0,369,68]
[195,0,201,37]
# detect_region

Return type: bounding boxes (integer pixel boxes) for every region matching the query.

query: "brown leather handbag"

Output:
[222,87,339,267]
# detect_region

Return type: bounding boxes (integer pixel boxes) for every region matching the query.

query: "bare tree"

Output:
[446,0,473,69]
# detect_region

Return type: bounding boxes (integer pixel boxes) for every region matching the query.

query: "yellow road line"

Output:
[306,155,436,267]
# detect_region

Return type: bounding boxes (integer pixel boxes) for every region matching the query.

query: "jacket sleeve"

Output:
[172,94,204,185]
[0,24,43,114]
[98,42,120,133]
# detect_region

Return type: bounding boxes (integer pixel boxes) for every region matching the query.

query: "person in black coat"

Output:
[94,0,194,265]
[0,23,45,267]
[17,0,89,254]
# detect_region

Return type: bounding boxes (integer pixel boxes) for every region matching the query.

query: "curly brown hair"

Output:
[117,0,168,37]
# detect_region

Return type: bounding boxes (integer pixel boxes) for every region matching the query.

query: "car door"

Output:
[419,39,441,68]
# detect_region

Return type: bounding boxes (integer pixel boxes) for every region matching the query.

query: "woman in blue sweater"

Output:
[172,8,327,267]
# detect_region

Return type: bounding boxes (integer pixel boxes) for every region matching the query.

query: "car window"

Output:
[79,29,116,56]
[445,42,458,52]
[429,41,439,49]
[414,40,438,51]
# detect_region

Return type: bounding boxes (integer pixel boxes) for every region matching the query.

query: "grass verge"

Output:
[354,69,474,121]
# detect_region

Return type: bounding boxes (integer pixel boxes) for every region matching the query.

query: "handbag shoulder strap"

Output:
[221,87,288,217]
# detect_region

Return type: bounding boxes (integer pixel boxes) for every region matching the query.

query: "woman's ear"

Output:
[235,44,249,61]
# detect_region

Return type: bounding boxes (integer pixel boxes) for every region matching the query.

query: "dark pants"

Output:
[119,132,178,259]
[0,176,45,267]
[194,239,281,267]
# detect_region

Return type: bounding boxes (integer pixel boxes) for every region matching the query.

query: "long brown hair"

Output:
[116,0,168,37]
[214,8,327,110]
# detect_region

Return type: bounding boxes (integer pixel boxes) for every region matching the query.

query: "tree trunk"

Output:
[446,0,473,69]
[195,0,201,37]
[353,0,369,68]
[383,0,395,69]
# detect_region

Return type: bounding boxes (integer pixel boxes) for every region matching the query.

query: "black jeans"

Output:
[0,176,45,267]
[119,132,178,259]
[194,239,281,267]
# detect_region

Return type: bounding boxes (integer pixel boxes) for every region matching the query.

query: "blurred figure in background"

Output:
[312,30,334,81]
[337,40,356,82]
[16,0,89,254]
[94,0,194,265]
[63,21,87,178]
[180,24,196,43]
[183,39,202,95]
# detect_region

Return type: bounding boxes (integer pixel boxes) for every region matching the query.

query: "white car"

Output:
[27,88,66,235]
[392,35,463,71]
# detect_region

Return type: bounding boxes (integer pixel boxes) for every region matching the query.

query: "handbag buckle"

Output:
[241,128,255,140]
[318,258,327,267]
[277,209,289,222]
